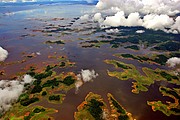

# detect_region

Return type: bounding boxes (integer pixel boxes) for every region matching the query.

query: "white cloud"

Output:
[166,57,180,68]
[96,0,180,15]
[96,0,143,15]
[80,14,90,21]
[136,30,145,33]
[92,0,180,34]
[170,16,180,33]
[78,69,98,83]
[0,46,8,62]
[0,75,35,114]
[103,11,143,27]
[91,11,180,34]
[142,14,174,31]
[105,28,119,33]
[75,79,83,94]
[75,69,98,93]
[93,13,104,23]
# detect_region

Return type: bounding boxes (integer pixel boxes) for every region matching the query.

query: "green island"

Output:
[104,59,180,94]
[48,94,65,104]
[74,92,134,120]
[147,86,180,116]
[124,45,140,50]
[153,41,180,51]
[43,27,71,33]
[1,56,77,119]
[3,105,57,120]
[114,52,180,65]
[45,40,65,44]
[107,93,134,120]
[79,27,179,51]
[108,27,177,48]
[80,40,103,48]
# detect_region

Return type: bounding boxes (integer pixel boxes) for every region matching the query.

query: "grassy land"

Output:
[105,59,180,94]
[45,40,65,45]
[2,57,76,119]
[114,52,180,66]
[124,45,140,50]
[74,92,105,120]
[107,93,133,120]
[3,105,57,120]
[74,92,134,120]
[153,41,180,51]
[147,86,180,116]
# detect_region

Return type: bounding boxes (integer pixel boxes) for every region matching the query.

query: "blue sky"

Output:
[0,0,97,2]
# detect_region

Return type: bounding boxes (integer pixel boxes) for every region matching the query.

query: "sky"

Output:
[0,0,96,3]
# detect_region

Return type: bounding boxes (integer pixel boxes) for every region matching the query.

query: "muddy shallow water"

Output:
[0,2,179,120]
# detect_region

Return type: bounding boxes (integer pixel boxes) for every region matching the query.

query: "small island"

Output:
[74,92,134,120]
[1,56,77,119]
[148,86,180,116]
[105,59,180,94]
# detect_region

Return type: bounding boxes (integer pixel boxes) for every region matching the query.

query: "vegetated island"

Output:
[1,57,77,120]
[114,52,180,65]
[148,86,180,116]
[124,45,140,51]
[45,40,65,45]
[104,59,180,94]
[152,41,180,52]
[74,92,134,120]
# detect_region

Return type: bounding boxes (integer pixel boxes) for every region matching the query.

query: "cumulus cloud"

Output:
[90,11,180,34]
[170,16,180,34]
[142,14,174,31]
[103,11,143,27]
[79,69,98,82]
[84,0,179,34]
[136,30,145,33]
[166,57,180,68]
[0,46,8,62]
[93,13,104,23]
[80,14,90,21]
[96,0,180,15]
[75,69,98,93]
[0,75,35,114]
[105,28,119,33]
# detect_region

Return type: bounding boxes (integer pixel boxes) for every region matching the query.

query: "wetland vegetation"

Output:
[74,92,134,120]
